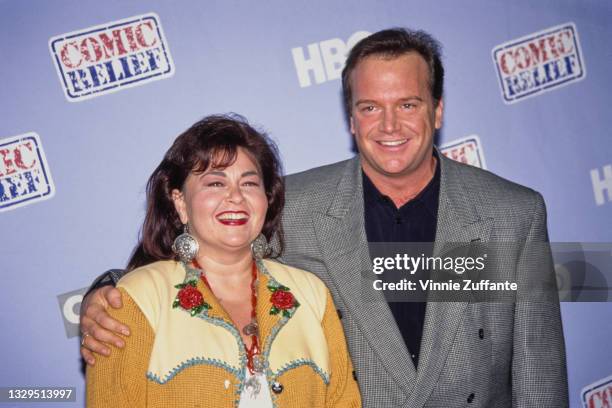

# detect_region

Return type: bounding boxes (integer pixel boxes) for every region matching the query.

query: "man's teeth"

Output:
[218,213,248,220]
[378,140,407,146]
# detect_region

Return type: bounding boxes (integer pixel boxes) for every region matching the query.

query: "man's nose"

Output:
[380,109,400,133]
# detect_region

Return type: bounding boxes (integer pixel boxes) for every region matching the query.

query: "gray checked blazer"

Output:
[279,152,568,407]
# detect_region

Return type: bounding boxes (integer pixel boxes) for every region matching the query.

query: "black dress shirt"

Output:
[363,156,440,367]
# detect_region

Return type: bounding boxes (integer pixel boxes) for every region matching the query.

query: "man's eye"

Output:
[243,181,260,187]
[362,105,376,112]
[207,181,224,187]
[402,103,416,109]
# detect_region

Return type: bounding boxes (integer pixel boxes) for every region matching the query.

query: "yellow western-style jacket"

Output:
[86,259,361,407]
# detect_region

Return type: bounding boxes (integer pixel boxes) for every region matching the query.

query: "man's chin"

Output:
[376,157,420,175]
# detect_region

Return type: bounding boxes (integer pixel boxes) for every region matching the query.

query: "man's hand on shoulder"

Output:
[79,286,129,365]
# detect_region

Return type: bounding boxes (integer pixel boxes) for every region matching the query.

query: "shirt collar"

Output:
[362,151,441,213]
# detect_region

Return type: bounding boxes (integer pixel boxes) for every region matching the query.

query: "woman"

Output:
[86,114,361,407]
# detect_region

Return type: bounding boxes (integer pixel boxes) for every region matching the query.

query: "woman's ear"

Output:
[171,189,188,224]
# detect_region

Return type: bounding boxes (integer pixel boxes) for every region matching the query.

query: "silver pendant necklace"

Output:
[244,372,262,399]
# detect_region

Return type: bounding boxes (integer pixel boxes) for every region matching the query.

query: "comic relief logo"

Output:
[492,22,585,103]
[49,13,174,101]
[582,375,612,408]
[440,135,486,169]
[0,133,55,212]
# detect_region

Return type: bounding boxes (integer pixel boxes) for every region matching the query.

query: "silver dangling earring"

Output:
[250,233,268,260]
[172,223,199,263]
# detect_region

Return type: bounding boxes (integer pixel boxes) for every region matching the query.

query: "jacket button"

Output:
[467,393,475,403]
[271,381,283,394]
[478,328,484,339]
[337,309,343,319]
[352,370,357,381]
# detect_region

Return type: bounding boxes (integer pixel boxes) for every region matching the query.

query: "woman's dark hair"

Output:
[127,114,285,270]
[341,27,444,117]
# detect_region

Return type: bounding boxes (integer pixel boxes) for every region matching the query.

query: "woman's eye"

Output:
[243,181,260,187]
[207,181,224,187]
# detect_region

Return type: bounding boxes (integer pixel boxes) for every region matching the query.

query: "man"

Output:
[81,28,568,407]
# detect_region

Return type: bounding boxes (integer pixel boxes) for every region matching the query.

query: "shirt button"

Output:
[467,393,475,403]
[224,379,230,389]
[271,381,283,394]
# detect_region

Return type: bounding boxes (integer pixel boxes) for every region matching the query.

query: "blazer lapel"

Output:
[408,153,493,406]
[312,158,417,394]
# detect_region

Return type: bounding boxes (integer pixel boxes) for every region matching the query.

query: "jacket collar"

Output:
[184,260,291,356]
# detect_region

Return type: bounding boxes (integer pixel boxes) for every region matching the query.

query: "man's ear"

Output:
[171,189,188,224]
[434,98,444,130]
[350,116,355,135]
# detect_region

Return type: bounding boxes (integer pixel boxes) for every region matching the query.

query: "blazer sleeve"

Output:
[86,288,154,408]
[512,192,568,407]
[83,269,127,299]
[321,289,362,408]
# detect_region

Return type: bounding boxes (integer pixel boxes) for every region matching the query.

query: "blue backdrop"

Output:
[1,1,610,406]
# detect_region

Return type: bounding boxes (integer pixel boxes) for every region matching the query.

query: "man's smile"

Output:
[377,139,408,147]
